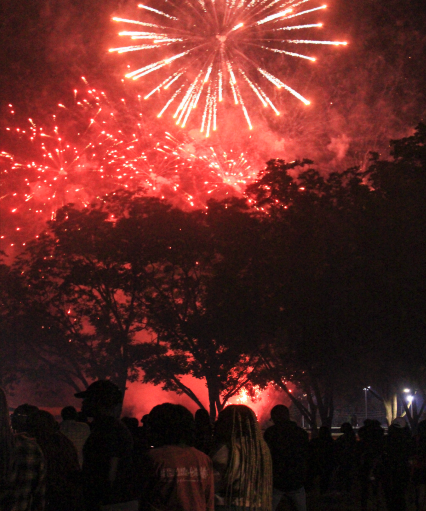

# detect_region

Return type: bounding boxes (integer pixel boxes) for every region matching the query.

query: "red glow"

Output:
[1,81,258,251]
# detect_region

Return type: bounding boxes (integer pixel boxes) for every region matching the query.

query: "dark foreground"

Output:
[277,480,418,511]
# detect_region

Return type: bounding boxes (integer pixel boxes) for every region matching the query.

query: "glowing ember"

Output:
[110,0,346,134]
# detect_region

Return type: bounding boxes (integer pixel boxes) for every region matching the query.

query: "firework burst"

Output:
[110,0,346,135]
[0,81,259,250]
[199,146,256,194]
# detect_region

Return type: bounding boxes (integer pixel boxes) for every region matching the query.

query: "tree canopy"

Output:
[3,124,426,424]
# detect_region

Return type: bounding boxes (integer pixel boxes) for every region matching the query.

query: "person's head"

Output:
[11,404,39,433]
[74,380,123,418]
[319,426,332,439]
[27,410,58,440]
[215,404,260,443]
[270,404,290,424]
[389,416,409,437]
[141,414,150,427]
[215,405,272,511]
[61,406,78,421]
[195,408,210,428]
[391,417,407,429]
[28,410,58,439]
[148,403,195,447]
[340,422,354,434]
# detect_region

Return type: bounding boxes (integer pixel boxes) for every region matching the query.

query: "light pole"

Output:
[363,386,370,420]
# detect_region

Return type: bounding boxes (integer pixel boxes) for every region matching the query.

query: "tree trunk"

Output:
[383,393,397,426]
[207,379,221,422]
[306,393,319,436]
[312,380,334,428]
[115,365,129,417]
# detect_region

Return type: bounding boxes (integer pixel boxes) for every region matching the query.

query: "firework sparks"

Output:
[199,146,256,194]
[110,0,346,134]
[0,82,258,250]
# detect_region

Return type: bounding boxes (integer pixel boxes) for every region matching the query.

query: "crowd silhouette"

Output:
[1,382,426,511]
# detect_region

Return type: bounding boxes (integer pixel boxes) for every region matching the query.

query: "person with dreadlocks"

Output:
[0,387,46,511]
[211,404,272,511]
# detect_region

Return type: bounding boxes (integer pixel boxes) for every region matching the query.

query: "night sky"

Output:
[1,0,426,247]
[1,0,425,149]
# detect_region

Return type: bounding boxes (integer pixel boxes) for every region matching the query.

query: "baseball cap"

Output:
[74,380,123,404]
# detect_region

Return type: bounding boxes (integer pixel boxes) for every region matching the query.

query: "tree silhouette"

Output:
[245,159,373,428]
[138,198,264,420]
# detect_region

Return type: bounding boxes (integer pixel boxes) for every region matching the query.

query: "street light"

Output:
[363,386,370,420]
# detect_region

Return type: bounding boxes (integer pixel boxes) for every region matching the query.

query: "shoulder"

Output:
[211,442,230,456]
[296,426,309,440]
[114,418,134,440]
[150,445,212,462]
[93,417,131,437]
[264,424,277,439]
[13,434,45,467]
[56,431,79,450]
[61,420,90,433]
[287,422,308,439]
[148,446,213,476]
[188,446,213,464]
[148,445,169,459]
[14,433,42,452]
[211,443,232,465]
[76,421,91,433]
[86,418,132,450]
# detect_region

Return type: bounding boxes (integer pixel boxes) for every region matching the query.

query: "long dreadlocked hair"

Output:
[216,404,272,511]
[0,388,15,485]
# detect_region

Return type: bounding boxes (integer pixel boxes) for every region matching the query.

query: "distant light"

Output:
[403,388,411,393]
[407,395,414,403]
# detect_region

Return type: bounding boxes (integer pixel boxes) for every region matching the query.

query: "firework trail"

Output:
[110,0,346,135]
[0,81,259,251]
